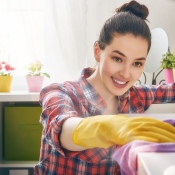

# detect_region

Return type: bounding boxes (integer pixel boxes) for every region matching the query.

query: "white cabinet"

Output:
[130,113,175,175]
[138,153,175,175]
[144,103,175,113]
[0,92,40,175]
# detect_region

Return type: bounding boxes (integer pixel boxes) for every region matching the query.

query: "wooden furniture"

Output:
[0,91,40,175]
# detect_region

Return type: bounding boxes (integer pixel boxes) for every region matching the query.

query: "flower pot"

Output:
[0,76,13,92]
[173,68,175,82]
[163,69,174,83]
[26,76,44,92]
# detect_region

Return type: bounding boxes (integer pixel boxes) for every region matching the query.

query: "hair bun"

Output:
[116,0,149,20]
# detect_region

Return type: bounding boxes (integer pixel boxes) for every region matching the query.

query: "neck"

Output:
[86,68,116,103]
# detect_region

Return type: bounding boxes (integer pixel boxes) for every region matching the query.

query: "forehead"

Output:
[105,33,149,58]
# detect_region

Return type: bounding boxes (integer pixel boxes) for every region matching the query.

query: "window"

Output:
[0,0,45,75]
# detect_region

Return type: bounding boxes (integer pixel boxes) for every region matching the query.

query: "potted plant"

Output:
[171,50,175,82]
[0,61,15,92]
[160,51,175,83]
[25,60,50,92]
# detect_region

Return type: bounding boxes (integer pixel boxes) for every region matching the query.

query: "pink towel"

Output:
[112,119,175,175]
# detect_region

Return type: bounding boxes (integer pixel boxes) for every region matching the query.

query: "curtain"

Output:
[44,0,117,83]
[44,0,87,83]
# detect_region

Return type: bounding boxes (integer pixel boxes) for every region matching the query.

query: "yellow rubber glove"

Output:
[72,115,175,148]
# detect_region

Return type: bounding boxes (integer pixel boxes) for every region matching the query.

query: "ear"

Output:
[93,41,100,62]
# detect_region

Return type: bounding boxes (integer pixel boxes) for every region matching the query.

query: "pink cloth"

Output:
[112,119,175,175]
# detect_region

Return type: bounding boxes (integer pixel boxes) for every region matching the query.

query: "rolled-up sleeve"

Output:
[39,83,79,156]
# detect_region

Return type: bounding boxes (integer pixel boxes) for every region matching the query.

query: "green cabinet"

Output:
[4,106,42,161]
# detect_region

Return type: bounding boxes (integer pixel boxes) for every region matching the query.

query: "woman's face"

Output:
[94,33,148,97]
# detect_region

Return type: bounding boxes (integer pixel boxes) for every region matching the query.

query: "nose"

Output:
[119,64,131,79]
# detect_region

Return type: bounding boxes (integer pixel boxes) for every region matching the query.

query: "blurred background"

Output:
[0,0,175,90]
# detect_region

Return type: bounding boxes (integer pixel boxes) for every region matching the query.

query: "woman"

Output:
[34,1,175,174]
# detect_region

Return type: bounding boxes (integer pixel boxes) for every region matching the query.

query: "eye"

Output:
[133,62,143,67]
[114,57,122,62]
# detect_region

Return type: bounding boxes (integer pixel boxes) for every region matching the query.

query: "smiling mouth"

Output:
[113,78,127,85]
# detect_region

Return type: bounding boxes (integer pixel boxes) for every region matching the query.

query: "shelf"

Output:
[0,161,38,168]
[137,152,175,175]
[0,91,40,102]
[128,113,175,120]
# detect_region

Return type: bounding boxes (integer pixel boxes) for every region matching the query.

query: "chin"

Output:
[113,90,126,96]
[114,87,130,96]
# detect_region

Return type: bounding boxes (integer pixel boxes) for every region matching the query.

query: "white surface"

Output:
[9,169,28,175]
[131,113,175,175]
[128,113,175,121]
[163,165,175,175]
[0,161,38,168]
[138,153,175,175]
[0,91,40,102]
[144,104,175,114]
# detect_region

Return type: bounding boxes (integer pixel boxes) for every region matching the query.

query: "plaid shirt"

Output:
[34,68,175,175]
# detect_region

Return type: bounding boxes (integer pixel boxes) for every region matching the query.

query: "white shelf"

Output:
[0,92,40,173]
[0,91,40,102]
[128,113,175,120]
[137,152,175,175]
[0,161,38,168]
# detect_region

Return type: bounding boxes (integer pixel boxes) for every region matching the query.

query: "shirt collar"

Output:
[79,68,106,109]
[119,89,130,100]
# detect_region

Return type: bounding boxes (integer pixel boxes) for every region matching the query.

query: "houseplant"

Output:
[171,50,175,82]
[160,51,175,83]
[0,61,15,92]
[25,60,50,92]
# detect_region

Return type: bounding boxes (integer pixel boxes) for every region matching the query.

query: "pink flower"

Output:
[4,64,14,71]
[0,61,15,76]
[1,61,7,64]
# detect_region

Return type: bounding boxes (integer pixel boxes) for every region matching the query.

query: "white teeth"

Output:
[113,78,126,85]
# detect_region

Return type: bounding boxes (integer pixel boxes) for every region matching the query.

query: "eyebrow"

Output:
[112,50,146,61]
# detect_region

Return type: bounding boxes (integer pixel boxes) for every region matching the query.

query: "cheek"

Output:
[100,58,111,73]
[101,60,118,78]
[132,68,144,80]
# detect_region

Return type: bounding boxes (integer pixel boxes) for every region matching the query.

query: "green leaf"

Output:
[42,72,50,78]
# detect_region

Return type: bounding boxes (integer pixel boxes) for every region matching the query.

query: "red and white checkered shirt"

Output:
[34,68,175,175]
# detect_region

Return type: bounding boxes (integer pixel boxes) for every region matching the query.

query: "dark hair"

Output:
[98,0,151,52]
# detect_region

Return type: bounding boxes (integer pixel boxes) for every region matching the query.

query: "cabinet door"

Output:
[4,106,42,161]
